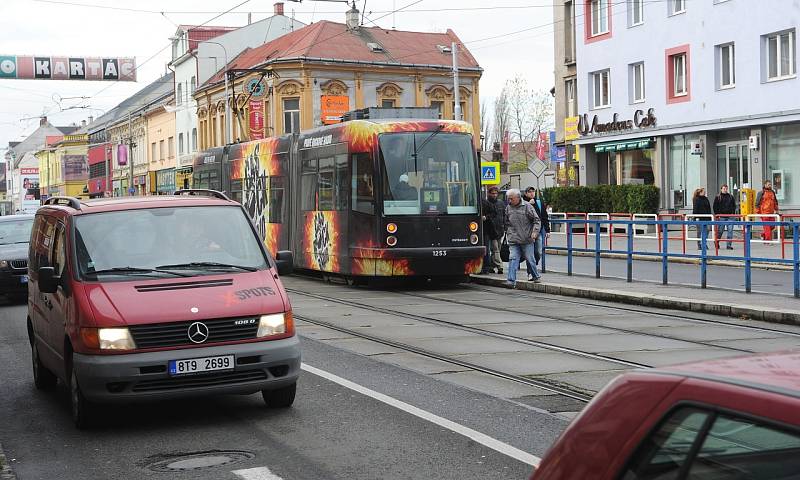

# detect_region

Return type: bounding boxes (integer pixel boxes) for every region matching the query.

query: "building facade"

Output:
[572,0,799,211]
[144,93,177,194]
[553,0,579,187]
[37,133,89,200]
[194,17,482,150]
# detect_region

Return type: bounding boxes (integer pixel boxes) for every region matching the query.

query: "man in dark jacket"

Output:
[481,186,505,274]
[713,184,736,250]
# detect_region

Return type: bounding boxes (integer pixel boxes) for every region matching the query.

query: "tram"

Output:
[192,111,484,280]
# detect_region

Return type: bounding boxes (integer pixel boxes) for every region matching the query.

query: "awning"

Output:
[595,138,655,153]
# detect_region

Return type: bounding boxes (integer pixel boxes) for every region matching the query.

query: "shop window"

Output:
[591,69,610,109]
[283,98,300,134]
[669,134,702,208]
[666,45,691,104]
[767,123,800,206]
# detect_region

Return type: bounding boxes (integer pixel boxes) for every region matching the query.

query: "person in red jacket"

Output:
[756,180,779,241]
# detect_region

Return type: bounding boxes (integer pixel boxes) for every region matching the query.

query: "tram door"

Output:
[716,143,751,206]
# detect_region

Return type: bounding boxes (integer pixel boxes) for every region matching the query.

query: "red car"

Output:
[532,351,800,479]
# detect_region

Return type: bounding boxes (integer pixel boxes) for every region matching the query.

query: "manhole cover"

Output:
[146,450,255,472]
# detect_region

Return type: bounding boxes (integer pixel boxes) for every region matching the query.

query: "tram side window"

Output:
[318,156,335,211]
[352,153,374,214]
[301,153,317,211]
[269,176,285,223]
[335,153,349,211]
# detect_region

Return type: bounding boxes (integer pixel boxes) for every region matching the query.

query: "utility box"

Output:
[740,188,755,216]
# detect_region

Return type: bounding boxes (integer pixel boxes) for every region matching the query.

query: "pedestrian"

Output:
[692,187,712,249]
[713,184,737,250]
[481,186,504,274]
[504,188,541,287]
[528,187,550,268]
[756,180,779,241]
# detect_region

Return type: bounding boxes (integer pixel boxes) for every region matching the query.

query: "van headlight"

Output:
[257,312,293,337]
[97,328,136,350]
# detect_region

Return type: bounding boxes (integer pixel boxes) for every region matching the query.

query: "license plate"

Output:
[169,355,234,376]
[19,275,28,284]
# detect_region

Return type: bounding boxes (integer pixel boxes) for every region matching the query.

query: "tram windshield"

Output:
[379,132,478,215]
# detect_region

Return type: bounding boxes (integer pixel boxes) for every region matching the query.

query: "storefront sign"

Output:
[249,100,265,140]
[578,108,657,136]
[62,154,88,181]
[321,95,349,125]
[564,116,580,141]
[0,55,136,81]
[156,169,176,194]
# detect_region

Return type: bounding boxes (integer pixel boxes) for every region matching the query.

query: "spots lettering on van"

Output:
[235,287,276,300]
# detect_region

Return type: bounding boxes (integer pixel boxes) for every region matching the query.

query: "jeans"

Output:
[508,242,539,283]
[696,223,708,248]
[483,235,503,272]
[716,217,734,248]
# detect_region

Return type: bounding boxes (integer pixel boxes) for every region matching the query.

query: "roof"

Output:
[202,21,480,88]
[176,25,238,52]
[85,73,174,133]
[42,194,238,215]
[657,350,800,397]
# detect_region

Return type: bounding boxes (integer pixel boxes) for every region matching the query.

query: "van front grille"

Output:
[131,370,267,392]
[129,317,259,349]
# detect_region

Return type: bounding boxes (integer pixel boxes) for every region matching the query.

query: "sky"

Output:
[0,0,556,152]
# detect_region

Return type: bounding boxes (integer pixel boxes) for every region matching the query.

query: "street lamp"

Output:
[199,40,232,145]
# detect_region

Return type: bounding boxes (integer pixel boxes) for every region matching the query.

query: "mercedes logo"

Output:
[187,322,210,344]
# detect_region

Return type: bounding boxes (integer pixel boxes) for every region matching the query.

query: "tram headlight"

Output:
[386,235,398,247]
[469,222,479,232]
[470,234,479,245]
[386,223,398,234]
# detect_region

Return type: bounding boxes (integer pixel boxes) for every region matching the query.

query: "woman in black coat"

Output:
[692,187,712,249]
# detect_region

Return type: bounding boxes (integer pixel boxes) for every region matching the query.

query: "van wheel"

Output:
[70,369,95,429]
[262,383,296,408]
[31,342,56,390]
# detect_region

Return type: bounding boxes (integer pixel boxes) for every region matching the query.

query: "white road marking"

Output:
[301,363,542,467]
[232,466,284,480]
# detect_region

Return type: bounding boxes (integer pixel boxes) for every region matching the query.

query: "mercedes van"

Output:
[27,191,299,428]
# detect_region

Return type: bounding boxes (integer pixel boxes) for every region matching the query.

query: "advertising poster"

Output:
[0,55,136,81]
[117,144,128,166]
[249,100,265,140]
[62,154,88,181]
[321,95,349,125]
[20,167,40,213]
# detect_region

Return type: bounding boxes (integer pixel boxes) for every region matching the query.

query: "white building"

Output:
[169,2,304,174]
[572,0,799,211]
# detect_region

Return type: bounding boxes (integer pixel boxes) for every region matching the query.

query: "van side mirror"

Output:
[275,251,294,276]
[39,267,60,293]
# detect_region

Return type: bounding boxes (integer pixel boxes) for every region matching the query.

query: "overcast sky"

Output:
[0,0,555,151]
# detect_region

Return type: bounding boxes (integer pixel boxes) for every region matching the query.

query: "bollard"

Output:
[662,221,669,285]
[744,224,752,293]
[541,233,547,274]
[627,223,633,283]
[595,220,601,279]
[794,224,799,299]
[567,221,573,276]
[700,222,708,289]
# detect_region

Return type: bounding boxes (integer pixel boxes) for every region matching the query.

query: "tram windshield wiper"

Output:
[411,125,445,165]
[156,261,259,272]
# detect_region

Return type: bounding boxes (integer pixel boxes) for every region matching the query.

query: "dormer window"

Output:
[367,42,384,53]
[437,44,452,54]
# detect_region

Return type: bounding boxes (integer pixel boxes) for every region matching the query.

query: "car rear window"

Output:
[74,206,268,280]
[621,406,800,480]
[0,219,33,245]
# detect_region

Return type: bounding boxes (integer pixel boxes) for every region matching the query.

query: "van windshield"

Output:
[75,206,268,279]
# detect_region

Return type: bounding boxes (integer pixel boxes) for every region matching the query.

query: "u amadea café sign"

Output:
[578,108,657,136]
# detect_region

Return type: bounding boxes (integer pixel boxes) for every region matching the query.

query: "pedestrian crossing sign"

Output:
[480,162,500,185]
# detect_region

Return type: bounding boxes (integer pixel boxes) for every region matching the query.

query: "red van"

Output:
[27,191,300,428]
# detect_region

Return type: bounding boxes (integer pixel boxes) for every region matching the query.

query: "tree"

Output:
[504,74,554,173]
[492,86,510,148]
[479,99,490,152]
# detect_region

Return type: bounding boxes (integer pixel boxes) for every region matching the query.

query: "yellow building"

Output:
[145,95,177,194]
[37,134,89,199]
[194,19,482,149]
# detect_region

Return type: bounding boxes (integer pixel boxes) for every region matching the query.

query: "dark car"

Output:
[531,351,800,479]
[0,214,34,302]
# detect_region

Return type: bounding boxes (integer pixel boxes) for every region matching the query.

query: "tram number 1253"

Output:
[432,250,448,257]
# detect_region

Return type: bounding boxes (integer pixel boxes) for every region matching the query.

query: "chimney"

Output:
[39,116,48,126]
[81,120,87,127]
[88,116,94,124]
[248,12,252,24]
[274,2,284,15]
[346,3,360,31]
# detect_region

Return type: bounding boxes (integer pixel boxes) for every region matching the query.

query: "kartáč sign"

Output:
[0,55,136,81]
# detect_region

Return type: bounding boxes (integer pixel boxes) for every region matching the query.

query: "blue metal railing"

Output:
[541,219,800,298]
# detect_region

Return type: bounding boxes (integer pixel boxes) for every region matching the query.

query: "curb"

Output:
[470,274,800,327]
[543,248,794,272]
[0,443,16,480]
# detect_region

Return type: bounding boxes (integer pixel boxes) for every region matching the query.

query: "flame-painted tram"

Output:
[192,116,485,281]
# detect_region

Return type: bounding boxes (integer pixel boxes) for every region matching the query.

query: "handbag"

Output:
[500,235,510,262]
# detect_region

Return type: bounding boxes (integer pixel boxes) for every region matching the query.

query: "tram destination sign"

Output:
[0,55,136,81]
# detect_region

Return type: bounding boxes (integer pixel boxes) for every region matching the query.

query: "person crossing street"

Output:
[504,188,541,287]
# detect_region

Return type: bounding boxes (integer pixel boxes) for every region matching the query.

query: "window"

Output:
[381,99,396,108]
[283,98,300,134]
[168,136,174,158]
[767,30,796,80]
[178,133,184,155]
[622,407,800,479]
[190,76,196,95]
[159,140,165,160]
[631,63,645,103]
[151,142,157,163]
[565,78,577,117]
[673,54,687,96]
[191,128,197,152]
[767,123,800,206]
[564,0,575,62]
[590,0,609,36]
[268,176,285,223]
[591,70,610,109]
[719,43,736,88]
[52,225,66,278]
[300,152,317,211]
[300,144,349,211]
[352,153,375,215]
[670,0,685,15]
[430,101,444,119]
[630,0,644,26]
[318,156,335,211]
[177,83,183,105]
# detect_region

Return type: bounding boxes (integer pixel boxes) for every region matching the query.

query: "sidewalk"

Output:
[470,269,800,326]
